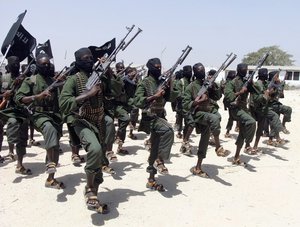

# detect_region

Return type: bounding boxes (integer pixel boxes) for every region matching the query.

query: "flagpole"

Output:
[0,44,12,68]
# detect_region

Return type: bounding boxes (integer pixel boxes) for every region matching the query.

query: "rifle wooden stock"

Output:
[268,69,285,90]
[0,74,25,110]
[0,98,8,110]
[0,58,35,110]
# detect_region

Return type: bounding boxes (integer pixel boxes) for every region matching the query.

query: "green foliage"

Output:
[242,46,294,66]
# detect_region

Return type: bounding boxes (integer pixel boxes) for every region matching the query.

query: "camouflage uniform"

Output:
[133,74,177,165]
[59,70,108,180]
[15,73,62,163]
[182,79,221,159]
[250,80,284,140]
[174,77,194,136]
[268,84,292,128]
[0,72,28,161]
[224,76,256,150]
[104,74,130,151]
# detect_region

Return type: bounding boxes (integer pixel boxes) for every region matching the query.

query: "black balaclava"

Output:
[258,68,268,81]
[226,70,236,81]
[36,53,51,77]
[6,56,20,75]
[182,65,192,80]
[268,71,279,82]
[208,69,217,77]
[193,63,205,80]
[236,63,248,78]
[74,48,94,74]
[146,58,161,78]
[175,70,183,80]
[49,63,55,77]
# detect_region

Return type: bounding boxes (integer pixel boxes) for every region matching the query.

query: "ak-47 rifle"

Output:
[85,25,142,90]
[268,69,286,90]
[191,53,237,114]
[230,52,270,107]
[46,65,75,91]
[157,45,192,91]
[118,62,133,79]
[243,52,270,90]
[268,69,287,98]
[25,65,75,114]
[131,65,146,83]
[0,58,35,110]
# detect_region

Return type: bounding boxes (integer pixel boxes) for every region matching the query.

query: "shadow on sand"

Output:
[90,187,146,226]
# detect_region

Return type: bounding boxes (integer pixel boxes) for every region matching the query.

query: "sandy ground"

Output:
[0,90,300,227]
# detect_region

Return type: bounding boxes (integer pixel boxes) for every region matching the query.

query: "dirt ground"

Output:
[0,90,299,227]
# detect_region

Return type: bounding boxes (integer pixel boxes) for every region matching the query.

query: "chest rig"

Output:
[76,73,105,143]
[144,78,165,117]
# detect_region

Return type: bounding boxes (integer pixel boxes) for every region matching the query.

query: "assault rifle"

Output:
[158,45,192,91]
[230,52,270,106]
[268,69,286,98]
[0,58,35,110]
[191,53,237,114]
[243,52,270,89]
[118,62,133,79]
[25,65,76,114]
[46,65,75,91]
[268,69,286,90]
[85,25,142,90]
[196,53,236,98]
[132,65,146,82]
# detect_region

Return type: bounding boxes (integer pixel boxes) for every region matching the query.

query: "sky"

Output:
[0,0,299,71]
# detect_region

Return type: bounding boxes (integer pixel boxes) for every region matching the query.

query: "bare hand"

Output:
[235,86,248,96]
[194,93,208,105]
[36,90,52,100]
[87,83,102,97]
[263,89,270,99]
[3,90,13,99]
[98,57,106,64]
[154,89,165,99]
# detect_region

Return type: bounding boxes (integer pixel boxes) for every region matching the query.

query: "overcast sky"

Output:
[1,0,299,70]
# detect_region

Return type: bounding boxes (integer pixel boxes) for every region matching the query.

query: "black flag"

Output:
[88,38,116,62]
[1,10,36,61]
[35,39,53,59]
[1,10,26,54]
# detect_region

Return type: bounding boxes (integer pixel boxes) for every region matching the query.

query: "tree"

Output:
[242,46,294,66]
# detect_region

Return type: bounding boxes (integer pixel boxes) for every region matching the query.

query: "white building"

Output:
[224,66,300,88]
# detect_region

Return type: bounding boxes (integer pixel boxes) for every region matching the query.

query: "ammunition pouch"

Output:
[195,104,212,113]
[34,106,55,112]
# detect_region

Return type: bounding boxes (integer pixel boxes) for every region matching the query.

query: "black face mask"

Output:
[76,59,94,74]
[149,68,161,78]
[183,71,192,80]
[146,58,161,79]
[259,75,268,81]
[237,64,248,78]
[37,64,51,77]
[8,63,20,75]
[238,69,247,78]
[194,71,205,80]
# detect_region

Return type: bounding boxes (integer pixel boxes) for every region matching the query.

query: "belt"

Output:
[34,106,55,112]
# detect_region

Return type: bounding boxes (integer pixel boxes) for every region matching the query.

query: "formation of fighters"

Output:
[0,32,292,214]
